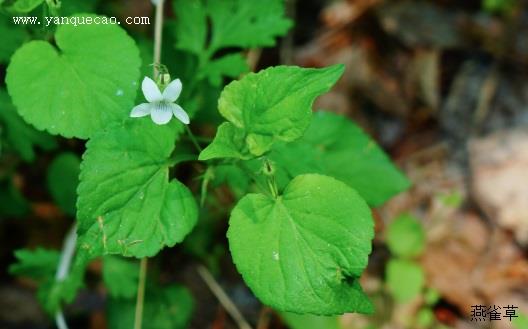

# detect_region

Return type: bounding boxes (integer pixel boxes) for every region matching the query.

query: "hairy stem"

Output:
[54,224,77,329]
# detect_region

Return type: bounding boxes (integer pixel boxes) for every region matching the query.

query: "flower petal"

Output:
[170,103,190,124]
[162,79,182,102]
[130,103,151,117]
[150,103,173,125]
[142,77,162,102]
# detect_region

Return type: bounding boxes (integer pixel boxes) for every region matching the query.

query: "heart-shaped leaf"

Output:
[6,15,141,139]
[77,119,197,259]
[228,174,374,315]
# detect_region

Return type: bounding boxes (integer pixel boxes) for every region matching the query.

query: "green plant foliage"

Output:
[206,0,292,50]
[60,0,99,15]
[47,152,80,216]
[386,259,425,303]
[173,0,291,85]
[269,111,410,206]
[424,288,440,305]
[38,269,85,314]
[76,119,198,259]
[3,0,44,14]
[200,53,249,86]
[482,0,516,13]
[228,174,374,315]
[102,256,139,299]
[174,0,292,52]
[6,14,141,139]
[211,164,252,199]
[3,0,413,320]
[107,284,194,329]
[386,214,425,258]
[199,65,345,160]
[280,312,341,329]
[514,313,528,329]
[9,247,86,314]
[0,15,27,62]
[416,308,435,327]
[0,90,56,161]
[9,248,60,280]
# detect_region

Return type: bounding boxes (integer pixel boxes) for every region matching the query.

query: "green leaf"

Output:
[416,308,435,327]
[269,112,410,206]
[60,0,99,15]
[207,0,292,51]
[102,256,138,299]
[107,284,194,329]
[173,0,207,55]
[200,65,345,160]
[0,90,56,161]
[0,15,27,62]
[386,214,425,258]
[173,0,291,53]
[77,119,198,259]
[228,174,374,315]
[38,268,85,314]
[9,247,86,315]
[6,14,141,139]
[47,152,80,216]
[9,248,60,280]
[200,53,249,87]
[4,0,44,13]
[386,259,424,303]
[198,122,249,160]
[280,312,341,329]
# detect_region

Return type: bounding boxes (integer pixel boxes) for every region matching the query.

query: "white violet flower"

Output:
[130,76,190,125]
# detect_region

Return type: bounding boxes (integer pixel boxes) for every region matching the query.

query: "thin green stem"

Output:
[133,258,148,329]
[185,125,203,153]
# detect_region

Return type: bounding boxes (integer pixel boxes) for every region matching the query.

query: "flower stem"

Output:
[134,1,165,328]
[153,0,165,77]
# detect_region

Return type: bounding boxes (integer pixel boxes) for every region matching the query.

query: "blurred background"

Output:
[1,0,528,328]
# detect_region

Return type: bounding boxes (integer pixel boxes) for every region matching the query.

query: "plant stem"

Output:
[54,224,77,329]
[197,265,253,329]
[133,258,148,329]
[185,125,203,153]
[133,1,165,328]
[153,0,165,78]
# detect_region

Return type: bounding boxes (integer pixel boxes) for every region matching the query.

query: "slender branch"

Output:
[197,265,253,329]
[54,224,77,329]
[133,258,148,329]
